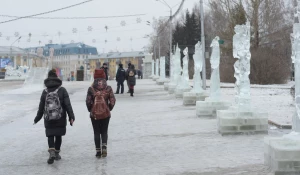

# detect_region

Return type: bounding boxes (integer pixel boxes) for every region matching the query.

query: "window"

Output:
[78,55,80,58]
[86,55,88,59]
[78,61,80,64]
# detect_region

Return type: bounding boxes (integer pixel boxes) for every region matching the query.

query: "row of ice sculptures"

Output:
[4,65,29,78]
[152,20,300,173]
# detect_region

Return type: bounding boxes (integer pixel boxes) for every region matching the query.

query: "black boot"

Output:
[130,89,134,97]
[55,150,61,160]
[102,144,107,158]
[95,148,101,158]
[47,148,56,164]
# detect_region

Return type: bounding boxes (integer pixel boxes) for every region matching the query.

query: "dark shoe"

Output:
[95,149,101,158]
[47,148,56,164]
[102,145,107,158]
[55,150,61,160]
[115,92,119,94]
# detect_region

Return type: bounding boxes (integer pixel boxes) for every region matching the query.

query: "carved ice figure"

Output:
[155,58,159,76]
[291,23,300,131]
[210,36,221,100]
[191,41,203,93]
[151,59,155,76]
[169,44,181,86]
[159,56,166,79]
[232,21,251,110]
[177,47,190,89]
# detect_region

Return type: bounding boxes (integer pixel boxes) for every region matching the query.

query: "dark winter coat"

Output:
[101,66,109,81]
[34,77,75,137]
[128,75,136,86]
[116,67,126,83]
[125,65,136,80]
[86,78,116,118]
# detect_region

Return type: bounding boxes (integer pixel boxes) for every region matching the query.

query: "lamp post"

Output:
[200,0,206,89]
[10,36,22,69]
[156,0,172,77]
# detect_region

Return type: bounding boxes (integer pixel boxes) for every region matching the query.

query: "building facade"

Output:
[89,51,152,80]
[0,46,45,70]
[25,43,98,80]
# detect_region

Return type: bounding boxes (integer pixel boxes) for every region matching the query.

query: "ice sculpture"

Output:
[168,44,181,94]
[196,36,230,115]
[23,67,48,88]
[233,22,251,110]
[4,65,23,78]
[191,41,203,93]
[159,56,165,79]
[209,36,221,100]
[216,22,268,135]
[179,48,189,88]
[157,56,168,85]
[264,18,300,174]
[151,59,155,77]
[174,47,191,98]
[291,23,300,132]
[152,58,160,81]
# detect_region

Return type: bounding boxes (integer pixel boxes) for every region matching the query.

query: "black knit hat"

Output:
[48,69,58,78]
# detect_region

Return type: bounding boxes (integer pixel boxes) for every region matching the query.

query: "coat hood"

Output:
[93,78,107,91]
[44,77,62,89]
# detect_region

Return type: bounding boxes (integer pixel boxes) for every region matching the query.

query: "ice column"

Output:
[160,56,165,79]
[191,41,203,93]
[210,36,221,100]
[292,23,300,132]
[233,22,251,111]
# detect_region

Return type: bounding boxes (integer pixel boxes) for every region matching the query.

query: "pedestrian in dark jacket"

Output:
[115,64,126,94]
[127,65,136,97]
[125,63,131,93]
[101,63,109,81]
[34,69,75,164]
[86,69,116,158]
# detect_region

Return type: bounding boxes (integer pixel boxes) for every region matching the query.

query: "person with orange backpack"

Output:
[86,69,116,158]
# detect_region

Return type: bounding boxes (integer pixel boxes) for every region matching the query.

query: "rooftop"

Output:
[91,51,151,60]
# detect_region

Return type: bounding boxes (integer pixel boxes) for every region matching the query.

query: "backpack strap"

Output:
[54,86,61,93]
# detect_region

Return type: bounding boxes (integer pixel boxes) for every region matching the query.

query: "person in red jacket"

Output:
[86,69,116,158]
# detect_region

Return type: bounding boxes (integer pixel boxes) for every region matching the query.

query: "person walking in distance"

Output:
[125,63,132,93]
[115,63,126,94]
[86,69,116,158]
[128,64,136,97]
[101,63,109,81]
[34,69,75,164]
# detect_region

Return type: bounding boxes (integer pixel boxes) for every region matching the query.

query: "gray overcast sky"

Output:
[0,0,209,53]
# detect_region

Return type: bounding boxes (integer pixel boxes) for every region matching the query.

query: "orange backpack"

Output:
[91,87,110,120]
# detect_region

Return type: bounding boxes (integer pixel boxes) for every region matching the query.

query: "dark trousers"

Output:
[48,136,62,150]
[116,81,124,93]
[127,81,130,92]
[91,117,110,149]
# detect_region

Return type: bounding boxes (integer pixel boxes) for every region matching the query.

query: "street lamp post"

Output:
[10,36,22,69]
[156,0,172,77]
[200,0,206,90]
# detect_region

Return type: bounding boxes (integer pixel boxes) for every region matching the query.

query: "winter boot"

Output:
[102,144,107,157]
[130,89,134,97]
[55,150,61,160]
[47,148,56,164]
[95,148,101,158]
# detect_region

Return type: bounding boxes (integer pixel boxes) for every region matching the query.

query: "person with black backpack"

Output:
[34,69,75,164]
[127,64,136,97]
[115,63,126,94]
[86,69,116,158]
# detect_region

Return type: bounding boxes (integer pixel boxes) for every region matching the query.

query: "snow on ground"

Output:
[0,79,293,175]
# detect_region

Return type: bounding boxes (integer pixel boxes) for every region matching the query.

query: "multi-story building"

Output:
[25,43,98,80]
[89,51,152,79]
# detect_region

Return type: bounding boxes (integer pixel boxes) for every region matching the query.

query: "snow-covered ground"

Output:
[0,79,293,175]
